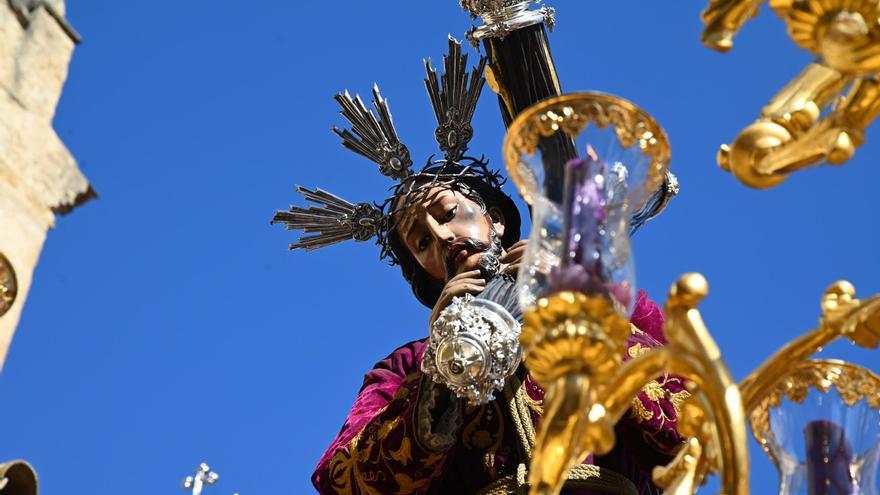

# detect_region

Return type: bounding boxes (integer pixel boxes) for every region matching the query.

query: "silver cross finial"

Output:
[183,463,219,495]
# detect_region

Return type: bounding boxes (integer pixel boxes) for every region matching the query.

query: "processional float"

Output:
[420,1,880,494]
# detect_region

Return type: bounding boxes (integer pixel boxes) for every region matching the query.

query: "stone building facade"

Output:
[0,0,92,370]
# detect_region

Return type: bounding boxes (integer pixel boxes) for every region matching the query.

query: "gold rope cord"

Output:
[492,376,638,495]
[505,374,537,458]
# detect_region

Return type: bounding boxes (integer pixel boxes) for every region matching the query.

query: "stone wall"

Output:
[0,0,92,370]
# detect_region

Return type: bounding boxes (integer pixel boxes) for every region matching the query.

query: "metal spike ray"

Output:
[425,36,488,162]
[271,186,383,250]
[332,86,413,180]
[275,39,505,261]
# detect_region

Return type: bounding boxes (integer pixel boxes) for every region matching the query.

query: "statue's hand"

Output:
[429,270,485,329]
[500,239,529,275]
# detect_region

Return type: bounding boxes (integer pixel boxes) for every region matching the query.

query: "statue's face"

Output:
[396,186,505,283]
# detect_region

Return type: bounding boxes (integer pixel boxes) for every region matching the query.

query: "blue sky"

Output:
[2,1,879,493]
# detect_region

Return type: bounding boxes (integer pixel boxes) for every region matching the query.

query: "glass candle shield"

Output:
[503,93,671,313]
[751,360,880,495]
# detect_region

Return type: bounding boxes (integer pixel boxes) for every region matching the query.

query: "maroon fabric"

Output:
[630,290,667,344]
[313,340,427,480]
[312,292,685,494]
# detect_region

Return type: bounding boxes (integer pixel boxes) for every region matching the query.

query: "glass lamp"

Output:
[502,92,672,313]
[502,92,674,494]
[750,359,880,495]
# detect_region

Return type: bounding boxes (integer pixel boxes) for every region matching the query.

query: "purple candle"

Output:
[544,147,635,311]
[547,152,611,295]
[805,420,858,495]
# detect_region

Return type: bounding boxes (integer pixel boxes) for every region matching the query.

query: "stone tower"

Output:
[0,0,93,370]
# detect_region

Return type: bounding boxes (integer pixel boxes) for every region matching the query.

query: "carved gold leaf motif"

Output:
[749,359,880,460]
[702,0,880,188]
[502,92,671,206]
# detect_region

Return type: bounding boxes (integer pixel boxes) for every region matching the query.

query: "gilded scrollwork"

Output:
[502,93,671,205]
[749,359,880,461]
[702,0,880,187]
[520,291,632,387]
[652,437,703,495]
[773,0,880,74]
[739,280,880,412]
[700,0,764,51]
[514,274,753,495]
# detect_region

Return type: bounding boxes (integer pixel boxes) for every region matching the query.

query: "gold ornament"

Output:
[702,0,880,188]
[0,252,18,318]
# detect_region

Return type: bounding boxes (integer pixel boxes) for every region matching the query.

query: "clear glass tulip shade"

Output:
[766,389,880,495]
[515,123,656,315]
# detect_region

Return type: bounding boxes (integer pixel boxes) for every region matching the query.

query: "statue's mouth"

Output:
[444,239,484,277]
[447,243,470,265]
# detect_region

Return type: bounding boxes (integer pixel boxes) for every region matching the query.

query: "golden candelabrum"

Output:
[700,0,880,188]
[502,93,880,495]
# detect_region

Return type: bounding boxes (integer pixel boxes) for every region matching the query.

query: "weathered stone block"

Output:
[13,6,75,121]
[0,3,25,88]
[0,0,92,370]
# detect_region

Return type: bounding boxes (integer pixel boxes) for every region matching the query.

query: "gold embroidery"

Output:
[390,437,412,464]
[323,378,442,495]
[627,342,651,359]
[393,473,429,494]
[631,393,655,422]
[669,388,691,416]
[641,379,666,401]
[629,374,693,428]
[423,452,444,468]
[328,435,384,495]
[462,399,505,474]
[461,405,487,450]
[378,417,400,440]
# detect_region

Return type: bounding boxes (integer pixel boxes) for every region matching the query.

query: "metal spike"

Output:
[425,36,487,162]
[332,87,413,180]
[272,187,383,251]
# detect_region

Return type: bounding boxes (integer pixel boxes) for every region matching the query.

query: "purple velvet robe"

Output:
[312,291,688,494]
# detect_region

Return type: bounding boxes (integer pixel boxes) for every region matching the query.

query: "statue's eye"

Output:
[442,206,458,222]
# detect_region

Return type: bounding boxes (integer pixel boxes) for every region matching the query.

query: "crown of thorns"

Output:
[272,37,509,265]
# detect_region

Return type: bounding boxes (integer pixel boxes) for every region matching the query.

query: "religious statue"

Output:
[273,31,688,493]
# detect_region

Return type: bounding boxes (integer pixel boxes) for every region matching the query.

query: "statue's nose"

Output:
[426,216,455,244]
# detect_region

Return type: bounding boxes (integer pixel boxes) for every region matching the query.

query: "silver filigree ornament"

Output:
[422,294,522,405]
[271,187,383,250]
[425,37,486,162]
[461,0,556,43]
